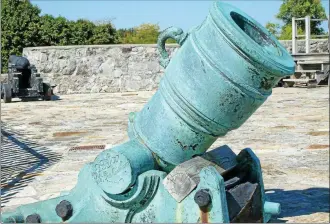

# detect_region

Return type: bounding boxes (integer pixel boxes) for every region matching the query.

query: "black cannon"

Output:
[1,55,54,103]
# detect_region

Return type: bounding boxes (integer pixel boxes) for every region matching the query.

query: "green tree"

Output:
[117,24,176,44]
[90,21,118,44]
[119,23,160,44]
[51,16,72,45]
[276,0,327,35]
[38,14,56,46]
[1,0,119,72]
[117,28,136,44]
[1,0,41,72]
[278,24,305,40]
[39,16,118,46]
[69,19,96,45]
[38,15,72,46]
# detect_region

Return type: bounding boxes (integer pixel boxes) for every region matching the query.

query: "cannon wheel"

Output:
[43,83,52,101]
[3,84,12,103]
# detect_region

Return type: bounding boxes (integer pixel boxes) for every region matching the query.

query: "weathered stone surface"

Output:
[1,87,329,223]
[281,39,329,54]
[4,197,38,207]
[39,193,60,201]
[14,186,37,198]
[21,41,328,95]
[22,44,177,94]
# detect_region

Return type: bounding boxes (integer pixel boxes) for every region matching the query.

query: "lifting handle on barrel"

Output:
[157,27,188,68]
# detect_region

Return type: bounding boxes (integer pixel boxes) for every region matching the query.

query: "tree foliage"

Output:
[116,28,136,44]
[1,0,181,72]
[266,0,328,40]
[117,24,176,44]
[276,0,327,35]
[1,0,117,72]
[69,19,96,45]
[118,23,160,44]
[90,22,118,45]
[279,24,305,40]
[39,15,73,46]
[1,0,41,72]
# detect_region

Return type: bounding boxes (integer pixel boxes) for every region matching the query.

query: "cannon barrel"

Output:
[8,55,30,70]
[129,1,294,168]
[2,1,294,223]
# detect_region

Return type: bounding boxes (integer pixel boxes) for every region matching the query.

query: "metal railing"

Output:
[292,15,329,54]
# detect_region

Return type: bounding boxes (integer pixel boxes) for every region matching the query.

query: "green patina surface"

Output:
[1,1,294,223]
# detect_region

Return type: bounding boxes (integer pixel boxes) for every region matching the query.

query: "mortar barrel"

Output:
[131,1,295,167]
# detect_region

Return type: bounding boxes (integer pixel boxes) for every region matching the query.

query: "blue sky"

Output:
[31,0,330,32]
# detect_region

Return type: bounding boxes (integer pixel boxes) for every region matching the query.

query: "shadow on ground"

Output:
[1,122,62,207]
[1,94,61,103]
[266,188,330,223]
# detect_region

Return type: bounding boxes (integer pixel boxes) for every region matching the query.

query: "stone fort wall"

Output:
[22,39,329,94]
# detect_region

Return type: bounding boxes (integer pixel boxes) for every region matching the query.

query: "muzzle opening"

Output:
[230,11,283,57]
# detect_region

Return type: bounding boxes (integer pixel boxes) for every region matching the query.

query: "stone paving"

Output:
[1,86,329,223]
